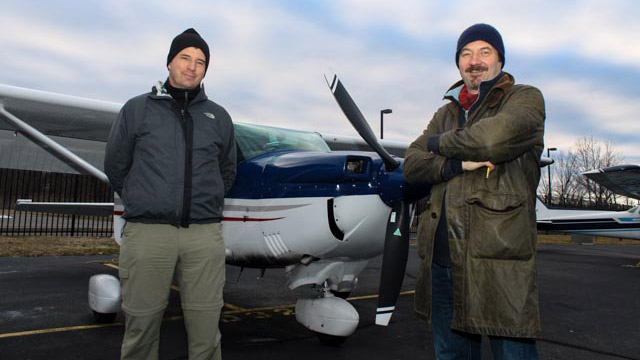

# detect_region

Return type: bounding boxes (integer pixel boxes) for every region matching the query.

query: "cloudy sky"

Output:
[1,0,638,163]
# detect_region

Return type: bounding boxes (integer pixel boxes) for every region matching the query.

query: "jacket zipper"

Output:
[180,91,193,228]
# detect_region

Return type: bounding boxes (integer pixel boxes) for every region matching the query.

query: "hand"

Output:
[462,161,495,172]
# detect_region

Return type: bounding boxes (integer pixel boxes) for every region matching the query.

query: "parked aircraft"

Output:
[536,197,640,240]
[536,164,640,240]
[0,75,560,344]
[0,75,425,345]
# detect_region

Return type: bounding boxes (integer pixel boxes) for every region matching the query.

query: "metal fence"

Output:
[0,168,113,237]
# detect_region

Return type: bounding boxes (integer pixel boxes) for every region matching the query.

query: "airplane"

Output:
[0,74,559,345]
[536,197,640,240]
[535,164,640,240]
[0,74,427,345]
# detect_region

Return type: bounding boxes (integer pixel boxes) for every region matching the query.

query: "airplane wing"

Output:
[0,84,119,141]
[0,84,118,177]
[0,84,409,170]
[0,83,552,171]
[320,132,408,158]
[583,165,640,200]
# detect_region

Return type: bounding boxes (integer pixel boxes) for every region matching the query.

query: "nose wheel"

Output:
[93,310,117,324]
[316,332,348,346]
[330,290,351,299]
[295,281,359,346]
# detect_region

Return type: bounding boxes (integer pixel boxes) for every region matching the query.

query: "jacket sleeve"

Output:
[104,101,136,196]
[219,114,237,195]
[434,85,545,164]
[403,107,463,185]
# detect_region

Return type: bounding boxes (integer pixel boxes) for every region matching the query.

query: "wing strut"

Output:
[0,104,109,184]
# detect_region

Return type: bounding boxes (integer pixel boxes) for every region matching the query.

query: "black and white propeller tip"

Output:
[324,71,338,94]
[323,71,400,172]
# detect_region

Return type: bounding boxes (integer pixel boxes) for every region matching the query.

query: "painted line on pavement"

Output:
[0,291,415,339]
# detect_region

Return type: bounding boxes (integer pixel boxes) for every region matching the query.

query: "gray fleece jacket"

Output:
[104,82,236,226]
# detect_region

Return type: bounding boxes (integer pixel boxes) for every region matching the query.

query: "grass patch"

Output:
[537,234,574,245]
[537,233,639,245]
[1,233,637,258]
[593,236,639,245]
[0,236,119,257]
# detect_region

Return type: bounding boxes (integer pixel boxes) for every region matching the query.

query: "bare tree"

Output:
[544,136,624,208]
[552,150,585,207]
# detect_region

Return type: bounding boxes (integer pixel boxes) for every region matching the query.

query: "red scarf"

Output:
[458,85,478,110]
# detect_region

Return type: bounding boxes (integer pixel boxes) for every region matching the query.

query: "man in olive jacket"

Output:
[403,24,545,359]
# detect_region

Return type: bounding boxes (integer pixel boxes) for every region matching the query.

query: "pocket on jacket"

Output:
[466,191,533,261]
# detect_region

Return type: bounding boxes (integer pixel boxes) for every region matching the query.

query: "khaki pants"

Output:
[119,222,225,360]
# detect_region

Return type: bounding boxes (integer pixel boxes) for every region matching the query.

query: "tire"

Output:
[93,311,117,324]
[331,290,351,299]
[316,332,348,346]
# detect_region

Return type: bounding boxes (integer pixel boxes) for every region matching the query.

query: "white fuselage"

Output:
[537,199,640,240]
[222,194,391,267]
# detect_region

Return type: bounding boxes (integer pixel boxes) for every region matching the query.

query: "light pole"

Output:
[547,147,557,205]
[380,109,392,139]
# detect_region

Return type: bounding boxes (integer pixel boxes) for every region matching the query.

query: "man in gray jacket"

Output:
[105,28,236,360]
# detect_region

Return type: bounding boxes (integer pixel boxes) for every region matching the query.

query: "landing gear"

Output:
[93,310,117,323]
[330,290,351,299]
[295,282,359,345]
[316,332,348,346]
[88,274,121,323]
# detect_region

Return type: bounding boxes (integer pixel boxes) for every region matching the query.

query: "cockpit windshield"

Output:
[234,123,330,162]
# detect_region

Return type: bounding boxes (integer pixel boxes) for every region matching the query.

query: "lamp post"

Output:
[547,147,557,205]
[380,109,392,139]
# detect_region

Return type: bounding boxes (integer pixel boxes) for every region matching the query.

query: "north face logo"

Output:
[204,112,216,119]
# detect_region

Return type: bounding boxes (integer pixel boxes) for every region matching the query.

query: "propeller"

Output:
[324,72,400,172]
[324,71,411,326]
[375,201,412,325]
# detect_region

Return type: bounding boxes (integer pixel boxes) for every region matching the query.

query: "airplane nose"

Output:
[376,162,430,206]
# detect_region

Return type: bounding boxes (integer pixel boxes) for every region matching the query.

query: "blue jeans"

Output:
[431,263,539,360]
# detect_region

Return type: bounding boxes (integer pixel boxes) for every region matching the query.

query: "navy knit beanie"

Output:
[455,23,504,69]
[167,28,210,72]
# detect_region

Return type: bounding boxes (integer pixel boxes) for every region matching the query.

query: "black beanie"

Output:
[167,28,210,72]
[455,23,505,69]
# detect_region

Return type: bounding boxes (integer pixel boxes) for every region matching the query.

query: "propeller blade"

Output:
[375,200,411,326]
[324,72,401,172]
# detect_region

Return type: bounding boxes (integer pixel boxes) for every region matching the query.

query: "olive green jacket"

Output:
[403,73,545,338]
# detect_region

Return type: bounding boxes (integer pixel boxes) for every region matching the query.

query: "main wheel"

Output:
[93,311,117,324]
[316,332,348,346]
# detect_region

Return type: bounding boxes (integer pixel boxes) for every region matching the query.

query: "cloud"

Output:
[0,0,638,164]
[548,80,640,133]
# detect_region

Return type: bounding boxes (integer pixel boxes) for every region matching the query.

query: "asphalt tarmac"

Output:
[1,244,639,360]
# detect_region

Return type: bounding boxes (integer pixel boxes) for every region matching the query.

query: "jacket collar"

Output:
[444,72,515,109]
[149,80,208,105]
